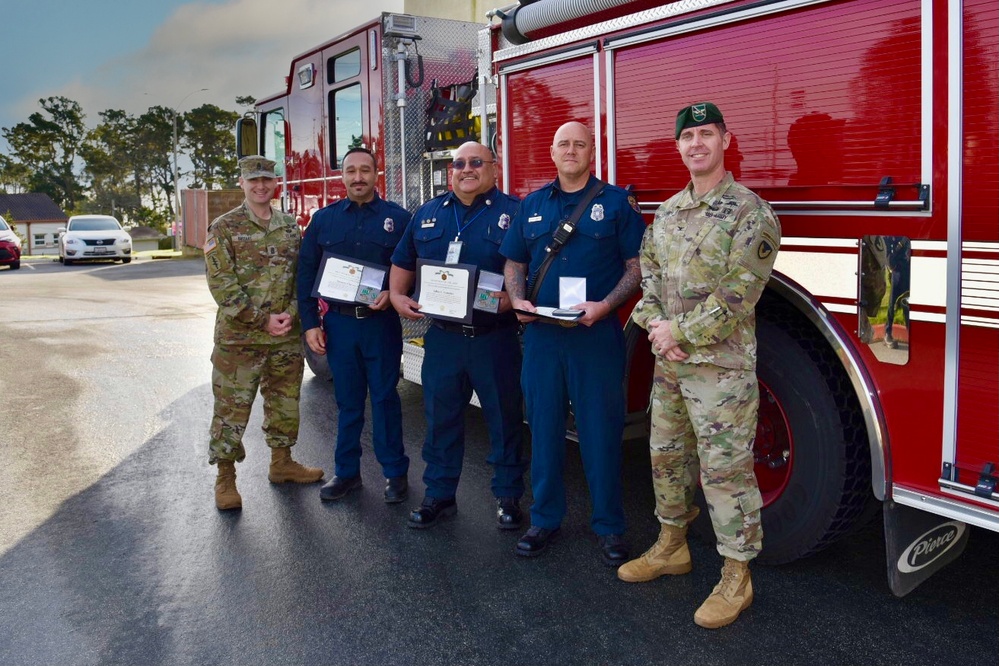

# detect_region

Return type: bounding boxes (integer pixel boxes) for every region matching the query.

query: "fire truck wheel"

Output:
[692,294,873,565]
[302,334,333,382]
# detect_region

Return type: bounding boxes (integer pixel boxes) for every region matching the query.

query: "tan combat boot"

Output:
[268,447,324,484]
[215,461,242,511]
[617,520,693,582]
[694,558,754,629]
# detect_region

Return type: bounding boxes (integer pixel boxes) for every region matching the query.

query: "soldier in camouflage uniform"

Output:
[622,103,781,629]
[205,155,324,511]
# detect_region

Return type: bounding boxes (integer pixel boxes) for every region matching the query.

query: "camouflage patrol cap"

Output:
[238,155,277,179]
[675,102,725,139]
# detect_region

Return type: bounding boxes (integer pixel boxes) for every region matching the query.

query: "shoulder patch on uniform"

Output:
[740,227,780,279]
[204,235,217,253]
[628,195,641,214]
[757,237,775,261]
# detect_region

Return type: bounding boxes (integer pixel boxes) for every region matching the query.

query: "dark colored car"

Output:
[0,216,22,270]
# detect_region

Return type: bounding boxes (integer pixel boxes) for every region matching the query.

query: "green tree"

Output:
[1,96,86,210]
[183,104,239,189]
[79,109,142,218]
[0,154,31,194]
[134,106,176,221]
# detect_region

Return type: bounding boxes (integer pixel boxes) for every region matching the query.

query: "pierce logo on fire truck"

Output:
[897,522,965,573]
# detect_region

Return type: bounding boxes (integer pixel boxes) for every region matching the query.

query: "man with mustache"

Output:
[390,141,526,531]
[298,147,411,504]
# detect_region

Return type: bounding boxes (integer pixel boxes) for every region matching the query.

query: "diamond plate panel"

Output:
[381,15,485,211]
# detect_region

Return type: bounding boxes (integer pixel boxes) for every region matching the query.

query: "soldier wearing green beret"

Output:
[621,103,781,629]
[204,155,324,510]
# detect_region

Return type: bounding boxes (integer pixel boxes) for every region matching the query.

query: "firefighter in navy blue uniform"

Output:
[297,148,411,504]
[501,121,645,566]
[389,141,526,530]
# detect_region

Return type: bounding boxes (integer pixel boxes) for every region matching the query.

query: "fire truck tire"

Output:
[692,294,873,565]
[302,334,333,382]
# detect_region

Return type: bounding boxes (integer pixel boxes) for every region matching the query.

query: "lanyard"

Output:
[453,201,489,240]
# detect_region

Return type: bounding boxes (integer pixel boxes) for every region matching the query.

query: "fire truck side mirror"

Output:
[236,117,258,158]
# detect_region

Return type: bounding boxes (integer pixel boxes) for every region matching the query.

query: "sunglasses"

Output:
[452,158,494,170]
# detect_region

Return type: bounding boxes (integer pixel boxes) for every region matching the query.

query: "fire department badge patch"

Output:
[498,214,510,230]
[628,196,641,214]
[384,218,394,233]
[590,204,604,221]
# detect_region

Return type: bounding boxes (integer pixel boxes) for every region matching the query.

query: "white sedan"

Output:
[59,215,133,265]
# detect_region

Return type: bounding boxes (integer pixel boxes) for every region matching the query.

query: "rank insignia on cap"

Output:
[238,155,277,179]
[384,217,395,233]
[498,213,510,230]
[590,204,604,221]
[675,101,725,139]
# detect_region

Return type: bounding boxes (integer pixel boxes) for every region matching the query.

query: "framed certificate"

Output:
[413,259,476,324]
[311,252,388,305]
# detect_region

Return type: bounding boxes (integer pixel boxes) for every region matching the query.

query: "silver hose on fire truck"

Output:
[393,38,424,209]
[495,0,640,45]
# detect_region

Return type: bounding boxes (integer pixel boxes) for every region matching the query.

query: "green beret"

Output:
[238,155,277,179]
[675,102,725,139]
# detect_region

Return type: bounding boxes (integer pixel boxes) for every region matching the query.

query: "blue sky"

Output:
[0,0,403,147]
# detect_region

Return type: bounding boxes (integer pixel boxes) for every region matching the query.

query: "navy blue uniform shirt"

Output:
[391,187,519,325]
[297,194,410,331]
[500,176,645,307]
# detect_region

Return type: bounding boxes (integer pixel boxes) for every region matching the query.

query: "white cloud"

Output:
[13,0,404,128]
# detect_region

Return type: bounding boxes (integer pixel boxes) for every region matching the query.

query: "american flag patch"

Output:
[205,236,217,253]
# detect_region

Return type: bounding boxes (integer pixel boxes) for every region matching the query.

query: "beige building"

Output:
[403,0,503,22]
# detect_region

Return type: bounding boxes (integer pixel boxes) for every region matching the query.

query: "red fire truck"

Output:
[236,0,998,595]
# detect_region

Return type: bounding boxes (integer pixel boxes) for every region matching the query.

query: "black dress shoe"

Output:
[384,476,408,504]
[496,497,523,530]
[598,534,630,567]
[319,475,362,501]
[407,496,457,529]
[515,526,560,557]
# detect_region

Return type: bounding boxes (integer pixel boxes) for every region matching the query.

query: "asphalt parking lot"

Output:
[0,256,996,666]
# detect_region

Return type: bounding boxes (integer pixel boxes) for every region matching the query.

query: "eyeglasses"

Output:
[451,158,494,170]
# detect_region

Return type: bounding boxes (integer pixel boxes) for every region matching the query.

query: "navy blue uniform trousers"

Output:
[521,318,626,535]
[324,310,408,479]
[420,324,525,500]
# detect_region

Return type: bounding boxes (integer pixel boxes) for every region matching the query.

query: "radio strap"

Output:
[526,180,606,304]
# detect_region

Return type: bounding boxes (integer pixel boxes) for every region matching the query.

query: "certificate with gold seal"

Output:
[413,259,476,324]
[311,252,388,304]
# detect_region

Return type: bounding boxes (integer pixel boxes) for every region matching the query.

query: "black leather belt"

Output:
[430,319,515,338]
[326,303,374,319]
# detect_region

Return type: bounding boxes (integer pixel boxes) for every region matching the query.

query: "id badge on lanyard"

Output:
[446,239,463,265]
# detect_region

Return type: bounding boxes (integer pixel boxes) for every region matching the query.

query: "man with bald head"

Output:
[501,121,646,565]
[390,141,526,531]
